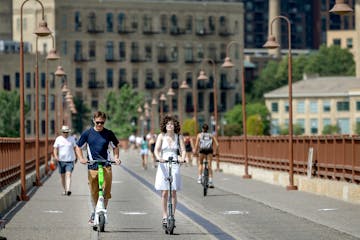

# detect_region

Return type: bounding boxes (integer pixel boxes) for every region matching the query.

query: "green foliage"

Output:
[182,118,196,136]
[304,45,355,76]
[72,96,91,134]
[251,45,355,103]
[224,102,271,135]
[322,124,341,135]
[247,115,264,135]
[355,122,360,135]
[224,123,242,136]
[100,85,144,139]
[279,123,303,136]
[0,90,29,137]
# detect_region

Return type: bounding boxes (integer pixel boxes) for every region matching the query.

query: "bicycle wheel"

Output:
[203,168,209,196]
[98,212,105,232]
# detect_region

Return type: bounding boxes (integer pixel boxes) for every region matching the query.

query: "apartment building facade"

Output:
[264,76,360,135]
[10,0,244,134]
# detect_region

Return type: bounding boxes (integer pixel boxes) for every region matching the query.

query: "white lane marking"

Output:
[43,210,63,214]
[317,208,337,211]
[119,211,147,215]
[222,210,249,215]
[112,180,124,184]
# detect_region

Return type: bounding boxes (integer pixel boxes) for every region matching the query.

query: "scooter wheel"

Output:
[98,213,105,232]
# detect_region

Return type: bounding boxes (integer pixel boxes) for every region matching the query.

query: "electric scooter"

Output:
[87,158,115,232]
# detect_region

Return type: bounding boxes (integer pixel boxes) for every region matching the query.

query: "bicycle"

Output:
[157,156,179,235]
[202,156,209,196]
[87,158,116,232]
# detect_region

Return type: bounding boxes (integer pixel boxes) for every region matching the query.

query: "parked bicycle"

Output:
[87,158,116,232]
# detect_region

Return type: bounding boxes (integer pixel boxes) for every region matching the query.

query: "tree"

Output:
[224,123,242,136]
[101,84,144,139]
[181,118,196,136]
[72,96,91,134]
[247,115,264,135]
[279,123,303,135]
[0,90,29,137]
[224,102,271,135]
[355,122,360,135]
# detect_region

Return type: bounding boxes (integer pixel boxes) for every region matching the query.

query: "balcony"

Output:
[88,80,104,89]
[105,54,120,62]
[74,53,88,62]
[87,24,104,34]
[219,28,232,37]
[142,28,160,35]
[117,27,135,34]
[170,27,185,35]
[220,82,235,90]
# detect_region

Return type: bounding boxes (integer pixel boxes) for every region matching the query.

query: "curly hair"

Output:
[160,115,181,133]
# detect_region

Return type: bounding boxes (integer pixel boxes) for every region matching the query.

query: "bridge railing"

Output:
[0,137,54,190]
[218,135,360,184]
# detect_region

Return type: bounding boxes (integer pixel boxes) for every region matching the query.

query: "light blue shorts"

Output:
[58,161,74,174]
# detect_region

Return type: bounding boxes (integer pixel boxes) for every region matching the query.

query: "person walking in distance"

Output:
[154,115,186,226]
[148,133,157,168]
[194,123,219,188]
[140,136,149,170]
[53,125,77,196]
[183,132,195,166]
[75,111,121,225]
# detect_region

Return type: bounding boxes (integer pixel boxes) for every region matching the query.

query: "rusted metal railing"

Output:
[218,135,360,184]
[0,138,54,190]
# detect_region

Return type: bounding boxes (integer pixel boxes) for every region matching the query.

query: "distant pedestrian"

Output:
[140,136,149,169]
[183,132,195,166]
[148,133,157,168]
[53,125,77,196]
[128,133,136,149]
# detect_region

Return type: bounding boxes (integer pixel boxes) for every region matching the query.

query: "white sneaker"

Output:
[197,176,201,184]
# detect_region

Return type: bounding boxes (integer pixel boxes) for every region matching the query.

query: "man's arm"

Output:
[113,144,121,165]
[75,145,87,164]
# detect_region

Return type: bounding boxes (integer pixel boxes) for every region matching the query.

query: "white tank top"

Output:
[161,133,179,161]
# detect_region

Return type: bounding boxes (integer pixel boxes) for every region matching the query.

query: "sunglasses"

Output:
[95,121,105,125]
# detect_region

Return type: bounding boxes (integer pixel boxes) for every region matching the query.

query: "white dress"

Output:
[154,134,182,191]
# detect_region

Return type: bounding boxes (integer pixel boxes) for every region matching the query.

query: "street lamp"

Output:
[179,79,189,125]
[222,40,251,179]
[44,34,60,175]
[263,15,297,191]
[329,0,353,15]
[19,0,51,199]
[167,87,175,115]
[137,106,143,136]
[197,58,219,137]
[159,93,167,120]
[151,97,158,133]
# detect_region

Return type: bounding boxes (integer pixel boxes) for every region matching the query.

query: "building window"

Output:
[131,14,138,30]
[26,120,31,135]
[145,43,152,62]
[143,15,152,32]
[356,101,360,111]
[61,41,67,56]
[89,68,96,82]
[197,44,204,60]
[91,100,98,109]
[41,94,45,111]
[333,38,341,46]
[170,46,178,62]
[76,68,82,88]
[323,118,331,129]
[296,119,305,134]
[89,41,96,59]
[132,69,138,88]
[170,15,178,34]
[195,17,205,35]
[310,101,318,113]
[161,14,167,33]
[337,101,349,111]
[61,14,67,30]
[75,40,83,59]
[284,102,289,112]
[15,72,20,88]
[118,13,126,32]
[131,42,139,61]
[75,11,81,32]
[271,102,278,112]
[271,119,279,135]
[106,41,114,60]
[50,94,55,111]
[106,13,113,32]
[208,16,215,33]
[26,72,31,88]
[220,92,227,111]
[186,16,192,34]
[3,75,10,91]
[107,68,113,88]
[323,101,331,112]
[184,44,193,62]
[50,120,55,135]
[26,94,31,110]
[208,43,217,61]
[297,101,305,113]
[209,92,214,112]
[198,92,204,112]
[346,38,353,48]
[337,118,350,134]
[310,119,318,134]
[119,68,127,88]
[159,70,165,88]
[119,42,126,61]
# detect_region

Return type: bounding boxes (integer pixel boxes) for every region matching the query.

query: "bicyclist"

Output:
[194,123,219,188]
[75,111,121,225]
[154,115,186,227]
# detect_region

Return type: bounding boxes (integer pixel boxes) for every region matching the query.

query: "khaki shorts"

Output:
[88,166,112,204]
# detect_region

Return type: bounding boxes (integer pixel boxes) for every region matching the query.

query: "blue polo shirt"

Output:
[77,127,119,170]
